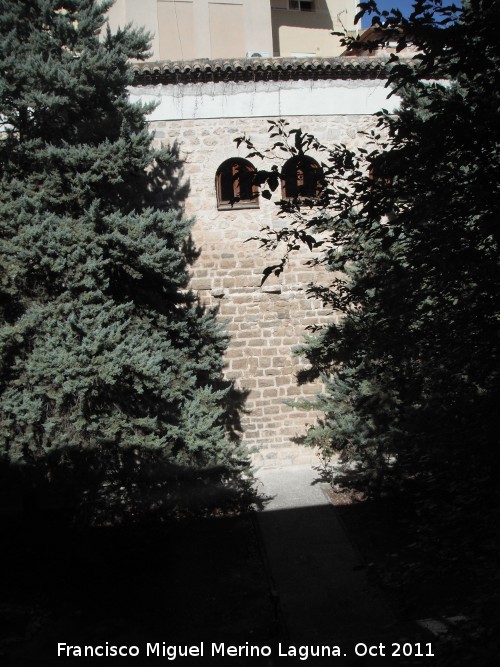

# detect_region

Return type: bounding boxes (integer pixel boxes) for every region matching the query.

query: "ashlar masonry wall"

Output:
[131,67,396,466]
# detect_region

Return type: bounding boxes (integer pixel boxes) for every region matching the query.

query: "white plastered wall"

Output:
[129,78,399,121]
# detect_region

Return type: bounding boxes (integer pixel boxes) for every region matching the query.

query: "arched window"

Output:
[215,158,259,210]
[281,155,324,201]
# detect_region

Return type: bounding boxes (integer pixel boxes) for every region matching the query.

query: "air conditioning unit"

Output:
[246,51,270,58]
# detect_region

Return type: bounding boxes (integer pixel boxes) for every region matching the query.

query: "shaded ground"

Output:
[3,463,497,667]
[326,484,500,665]
[327,487,489,620]
[1,465,417,667]
[0,511,275,666]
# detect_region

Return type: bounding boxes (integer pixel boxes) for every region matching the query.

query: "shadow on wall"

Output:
[147,141,192,214]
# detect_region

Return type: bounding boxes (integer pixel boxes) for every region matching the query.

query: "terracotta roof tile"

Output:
[131,56,392,85]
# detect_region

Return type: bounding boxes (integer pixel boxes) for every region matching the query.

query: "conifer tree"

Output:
[0,0,250,518]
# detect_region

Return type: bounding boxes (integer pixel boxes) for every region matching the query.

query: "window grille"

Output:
[215,158,259,210]
[281,156,324,201]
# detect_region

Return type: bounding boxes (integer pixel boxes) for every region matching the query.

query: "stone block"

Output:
[147,114,371,463]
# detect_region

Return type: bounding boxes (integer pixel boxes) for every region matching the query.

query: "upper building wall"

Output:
[106,0,357,61]
[271,0,356,57]
[107,0,273,61]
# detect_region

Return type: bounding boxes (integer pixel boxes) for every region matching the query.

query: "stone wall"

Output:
[150,114,377,466]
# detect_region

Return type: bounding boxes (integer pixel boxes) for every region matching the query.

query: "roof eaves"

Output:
[131,56,393,85]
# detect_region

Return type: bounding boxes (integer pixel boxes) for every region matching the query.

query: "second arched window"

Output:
[281,156,324,201]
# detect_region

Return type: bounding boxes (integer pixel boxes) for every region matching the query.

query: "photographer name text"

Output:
[57,641,435,660]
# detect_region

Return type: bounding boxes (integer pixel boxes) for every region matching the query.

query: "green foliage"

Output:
[244,0,500,637]
[249,0,500,486]
[0,0,251,519]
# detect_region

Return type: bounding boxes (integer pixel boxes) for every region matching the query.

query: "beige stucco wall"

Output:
[148,113,377,466]
[106,1,357,60]
[107,0,161,59]
[107,0,274,60]
[271,0,357,57]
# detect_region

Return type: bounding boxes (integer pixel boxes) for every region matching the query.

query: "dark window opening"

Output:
[216,158,259,210]
[289,1,315,11]
[281,155,324,201]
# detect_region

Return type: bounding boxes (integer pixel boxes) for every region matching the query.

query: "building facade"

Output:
[107,0,358,61]
[106,0,399,467]
[129,57,397,465]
